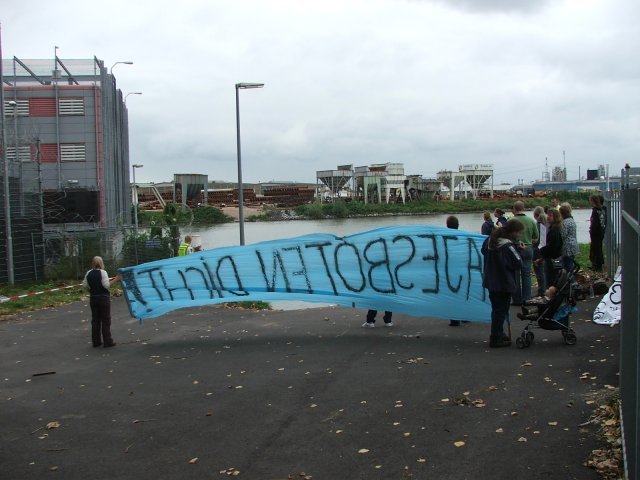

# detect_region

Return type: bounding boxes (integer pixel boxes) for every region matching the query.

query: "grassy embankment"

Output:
[0,281,91,317]
[277,192,592,221]
[136,205,234,226]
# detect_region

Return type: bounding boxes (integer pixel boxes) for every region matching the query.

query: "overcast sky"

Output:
[2,0,639,184]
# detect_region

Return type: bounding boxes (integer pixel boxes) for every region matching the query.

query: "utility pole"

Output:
[0,24,15,285]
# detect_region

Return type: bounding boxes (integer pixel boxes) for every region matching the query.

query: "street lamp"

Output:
[235,82,264,245]
[125,92,142,105]
[110,61,133,74]
[132,164,144,233]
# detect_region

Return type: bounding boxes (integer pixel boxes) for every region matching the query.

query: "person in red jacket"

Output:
[481,219,524,348]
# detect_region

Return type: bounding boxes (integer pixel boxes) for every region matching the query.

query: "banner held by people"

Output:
[119,225,491,322]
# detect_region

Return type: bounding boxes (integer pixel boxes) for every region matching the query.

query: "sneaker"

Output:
[362,322,375,328]
[104,342,117,348]
[384,322,394,327]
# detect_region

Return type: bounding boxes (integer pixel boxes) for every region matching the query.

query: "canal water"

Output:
[191,209,593,250]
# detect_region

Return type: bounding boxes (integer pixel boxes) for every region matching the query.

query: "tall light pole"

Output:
[125,91,142,105]
[235,82,264,245]
[110,61,133,74]
[132,164,143,233]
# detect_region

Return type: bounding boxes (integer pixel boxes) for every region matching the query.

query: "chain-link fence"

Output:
[0,161,45,284]
[43,225,182,281]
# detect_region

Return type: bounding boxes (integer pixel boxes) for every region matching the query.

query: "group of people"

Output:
[86,199,607,349]
[481,196,606,348]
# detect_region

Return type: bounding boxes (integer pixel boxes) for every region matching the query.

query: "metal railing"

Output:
[620,183,639,480]
[605,190,621,278]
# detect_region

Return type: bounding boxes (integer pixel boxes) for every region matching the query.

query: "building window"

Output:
[60,143,86,162]
[3,99,29,116]
[5,145,33,162]
[59,97,85,116]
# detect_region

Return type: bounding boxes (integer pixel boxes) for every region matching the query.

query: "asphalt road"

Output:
[0,296,619,479]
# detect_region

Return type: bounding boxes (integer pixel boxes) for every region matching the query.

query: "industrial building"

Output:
[437,164,494,200]
[1,56,132,283]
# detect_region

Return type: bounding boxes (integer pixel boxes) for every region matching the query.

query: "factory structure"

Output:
[1,56,131,283]
[316,163,494,203]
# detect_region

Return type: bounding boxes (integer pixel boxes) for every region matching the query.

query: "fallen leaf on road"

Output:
[358,449,369,454]
[518,437,527,442]
[454,441,465,447]
[189,458,198,464]
[46,421,60,430]
[548,421,558,426]
[495,428,503,433]
[417,458,427,463]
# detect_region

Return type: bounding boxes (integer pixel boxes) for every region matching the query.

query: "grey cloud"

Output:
[416,0,552,14]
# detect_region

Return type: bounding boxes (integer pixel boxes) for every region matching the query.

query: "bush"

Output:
[192,206,234,225]
[327,200,348,218]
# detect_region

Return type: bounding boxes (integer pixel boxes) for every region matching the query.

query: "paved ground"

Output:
[0,296,619,479]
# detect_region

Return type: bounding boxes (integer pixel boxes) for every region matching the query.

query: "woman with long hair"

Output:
[82,256,120,348]
[481,210,495,235]
[539,208,563,286]
[559,203,578,275]
[481,219,524,348]
[589,195,606,271]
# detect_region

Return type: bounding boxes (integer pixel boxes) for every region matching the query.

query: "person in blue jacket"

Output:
[481,219,524,348]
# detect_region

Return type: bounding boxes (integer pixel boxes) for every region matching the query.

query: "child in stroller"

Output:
[515,269,578,348]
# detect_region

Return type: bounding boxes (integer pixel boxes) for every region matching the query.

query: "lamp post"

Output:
[125,92,142,105]
[110,61,133,74]
[132,164,143,233]
[235,82,264,246]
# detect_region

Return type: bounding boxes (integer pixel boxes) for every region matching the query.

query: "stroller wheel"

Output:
[516,336,526,349]
[563,330,577,345]
[525,331,534,345]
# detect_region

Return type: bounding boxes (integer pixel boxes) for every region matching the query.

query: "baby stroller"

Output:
[515,266,578,348]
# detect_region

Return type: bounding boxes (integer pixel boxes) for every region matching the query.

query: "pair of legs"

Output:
[489,291,511,347]
[589,234,604,271]
[90,296,115,347]
[533,252,546,296]
[364,310,393,327]
[563,255,575,279]
[513,246,533,305]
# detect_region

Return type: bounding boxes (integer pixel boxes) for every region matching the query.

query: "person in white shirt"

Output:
[82,256,119,348]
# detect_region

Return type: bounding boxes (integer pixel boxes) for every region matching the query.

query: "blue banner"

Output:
[119,225,491,322]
